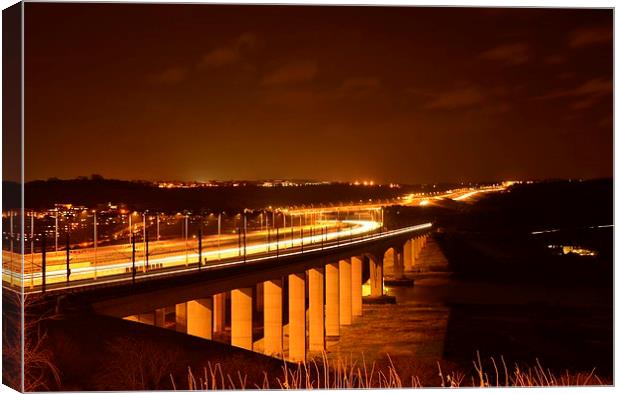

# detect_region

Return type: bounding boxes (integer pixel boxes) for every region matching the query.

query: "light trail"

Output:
[35,220,377,280]
[7,219,381,289]
[15,222,344,269]
[401,185,506,206]
[452,190,481,201]
[20,222,431,295]
[531,224,614,235]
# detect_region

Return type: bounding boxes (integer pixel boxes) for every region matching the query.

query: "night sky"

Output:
[24,4,612,184]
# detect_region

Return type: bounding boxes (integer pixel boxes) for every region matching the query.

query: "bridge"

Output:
[76,221,431,362]
[3,185,504,362]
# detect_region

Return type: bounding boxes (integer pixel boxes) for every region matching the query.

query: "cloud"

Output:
[480,43,530,65]
[200,32,258,68]
[147,32,258,84]
[340,77,381,89]
[538,78,611,99]
[571,78,613,97]
[261,60,318,86]
[147,66,189,84]
[236,32,258,51]
[425,86,484,110]
[544,54,566,65]
[337,77,382,98]
[339,77,381,91]
[201,48,241,68]
[259,87,321,108]
[535,78,612,110]
[569,26,612,48]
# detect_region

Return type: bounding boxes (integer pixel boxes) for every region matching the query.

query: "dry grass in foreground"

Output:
[172,351,607,389]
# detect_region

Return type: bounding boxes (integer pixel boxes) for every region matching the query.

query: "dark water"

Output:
[326,238,612,380]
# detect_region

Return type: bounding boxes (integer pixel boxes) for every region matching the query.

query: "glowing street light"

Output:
[93,210,97,280]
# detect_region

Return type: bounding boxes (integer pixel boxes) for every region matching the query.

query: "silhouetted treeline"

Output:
[7,178,431,212]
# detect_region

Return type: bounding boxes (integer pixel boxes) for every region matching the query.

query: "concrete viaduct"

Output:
[84,224,431,362]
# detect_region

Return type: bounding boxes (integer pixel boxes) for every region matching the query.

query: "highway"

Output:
[2,185,505,292]
[5,220,381,290]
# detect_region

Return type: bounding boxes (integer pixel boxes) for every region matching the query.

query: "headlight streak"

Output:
[17,221,432,294]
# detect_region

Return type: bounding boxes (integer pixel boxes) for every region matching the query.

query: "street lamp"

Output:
[184,213,189,267]
[9,210,13,286]
[156,213,160,241]
[93,209,97,280]
[236,213,241,257]
[142,211,147,266]
[29,211,34,289]
[54,208,59,252]
[243,211,247,262]
[217,212,222,261]
[128,212,132,243]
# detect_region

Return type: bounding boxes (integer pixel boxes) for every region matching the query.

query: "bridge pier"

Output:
[308,267,324,351]
[351,256,363,316]
[213,292,226,333]
[415,236,422,259]
[263,279,283,356]
[288,273,306,362]
[154,308,166,327]
[412,237,418,266]
[175,302,187,333]
[419,236,424,258]
[187,298,213,339]
[339,259,352,325]
[370,256,383,297]
[393,247,405,279]
[138,312,154,325]
[256,282,264,313]
[403,240,413,270]
[231,287,253,350]
[325,262,340,337]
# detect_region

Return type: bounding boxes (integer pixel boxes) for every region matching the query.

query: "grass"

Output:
[173,351,607,389]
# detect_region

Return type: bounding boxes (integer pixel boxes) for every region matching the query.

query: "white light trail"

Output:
[15,221,433,294]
